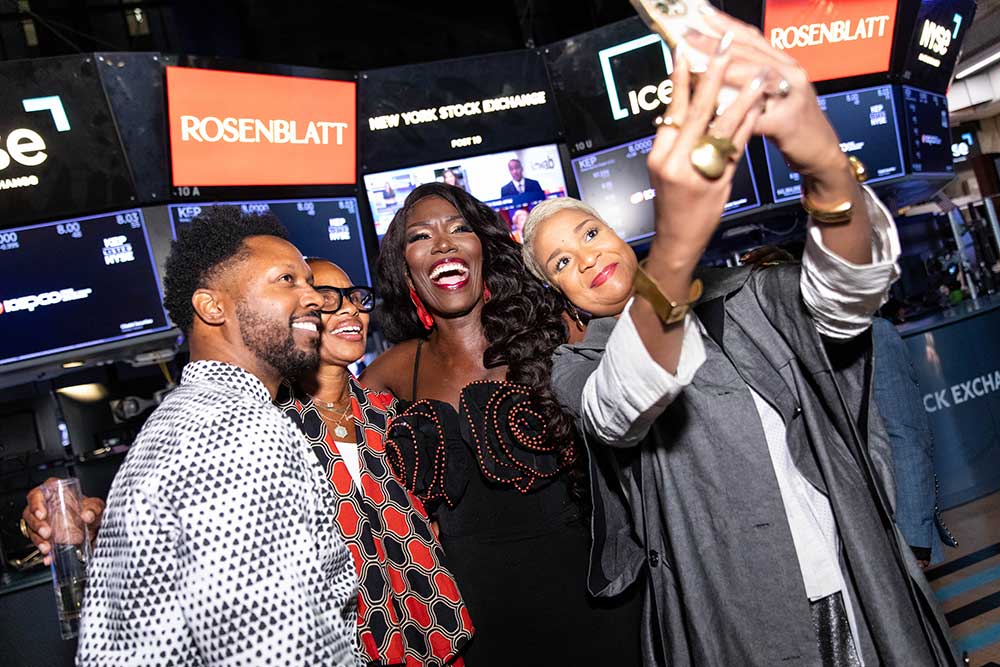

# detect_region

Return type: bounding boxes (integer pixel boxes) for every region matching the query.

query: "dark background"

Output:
[0,0,643,67]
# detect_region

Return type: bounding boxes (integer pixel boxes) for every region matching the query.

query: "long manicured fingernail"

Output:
[717,31,735,56]
[750,68,770,91]
[699,3,717,15]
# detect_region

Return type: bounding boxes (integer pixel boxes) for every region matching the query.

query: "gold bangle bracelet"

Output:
[801,195,854,224]
[633,266,703,326]
[800,155,868,225]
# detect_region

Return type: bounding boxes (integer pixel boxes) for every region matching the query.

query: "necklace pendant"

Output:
[333,424,349,438]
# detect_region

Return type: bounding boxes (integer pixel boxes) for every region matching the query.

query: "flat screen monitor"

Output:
[572,135,761,244]
[165,66,356,187]
[902,86,953,176]
[765,85,904,203]
[900,0,977,94]
[168,198,372,287]
[0,55,136,226]
[763,0,898,82]
[0,210,172,367]
[951,122,979,164]
[363,144,568,239]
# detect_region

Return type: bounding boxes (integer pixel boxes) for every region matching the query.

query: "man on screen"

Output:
[77,207,358,666]
[501,158,544,198]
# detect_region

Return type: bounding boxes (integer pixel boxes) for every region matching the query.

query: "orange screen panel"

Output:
[166,67,356,187]
[764,0,899,82]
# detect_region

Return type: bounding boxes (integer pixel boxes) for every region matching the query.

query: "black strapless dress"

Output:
[385,379,642,666]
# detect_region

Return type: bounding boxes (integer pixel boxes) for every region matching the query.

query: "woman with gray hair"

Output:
[521,10,956,667]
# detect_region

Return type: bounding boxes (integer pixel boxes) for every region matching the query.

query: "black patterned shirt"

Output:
[77,361,359,666]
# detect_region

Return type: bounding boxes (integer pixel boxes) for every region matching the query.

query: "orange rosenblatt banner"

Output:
[764,0,899,82]
[166,66,356,187]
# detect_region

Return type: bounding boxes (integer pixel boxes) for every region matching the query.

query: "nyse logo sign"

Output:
[917,14,963,68]
[0,96,70,191]
[598,34,674,121]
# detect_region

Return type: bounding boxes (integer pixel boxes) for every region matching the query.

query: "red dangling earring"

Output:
[483,285,492,303]
[409,287,435,330]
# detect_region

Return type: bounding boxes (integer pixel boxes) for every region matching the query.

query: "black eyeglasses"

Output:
[315,285,375,313]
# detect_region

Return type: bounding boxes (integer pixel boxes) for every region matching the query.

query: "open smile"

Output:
[291,315,321,338]
[328,318,364,341]
[429,258,471,291]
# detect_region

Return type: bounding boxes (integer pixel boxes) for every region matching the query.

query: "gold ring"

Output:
[653,114,681,130]
[19,517,30,539]
[690,134,738,180]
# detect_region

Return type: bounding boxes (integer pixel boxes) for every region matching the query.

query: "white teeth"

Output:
[292,322,318,333]
[331,325,362,335]
[430,261,469,281]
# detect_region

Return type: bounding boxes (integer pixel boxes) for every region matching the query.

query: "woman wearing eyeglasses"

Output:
[274,257,474,666]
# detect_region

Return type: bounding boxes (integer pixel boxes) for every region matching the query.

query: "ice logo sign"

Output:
[0,96,70,191]
[598,35,674,121]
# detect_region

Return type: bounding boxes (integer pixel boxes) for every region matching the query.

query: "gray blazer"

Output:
[552,265,957,666]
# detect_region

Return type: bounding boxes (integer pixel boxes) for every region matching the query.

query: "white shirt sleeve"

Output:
[800,185,901,340]
[580,299,706,447]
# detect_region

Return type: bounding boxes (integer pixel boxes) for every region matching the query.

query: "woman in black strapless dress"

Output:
[361,183,640,666]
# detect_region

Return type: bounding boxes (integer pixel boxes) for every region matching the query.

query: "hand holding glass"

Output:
[43,478,92,640]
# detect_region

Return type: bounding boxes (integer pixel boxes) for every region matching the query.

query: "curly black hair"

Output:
[376,183,585,500]
[163,205,289,332]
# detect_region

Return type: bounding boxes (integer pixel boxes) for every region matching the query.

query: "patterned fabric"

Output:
[78,361,358,667]
[386,380,572,508]
[276,378,472,667]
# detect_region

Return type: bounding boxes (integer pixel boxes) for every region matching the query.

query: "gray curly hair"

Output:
[521,197,607,284]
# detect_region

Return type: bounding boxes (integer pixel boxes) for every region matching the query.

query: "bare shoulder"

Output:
[360,339,421,399]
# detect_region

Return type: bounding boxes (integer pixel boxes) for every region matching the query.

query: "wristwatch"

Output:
[633,266,703,325]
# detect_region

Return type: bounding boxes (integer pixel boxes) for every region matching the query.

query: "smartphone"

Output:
[629,0,740,112]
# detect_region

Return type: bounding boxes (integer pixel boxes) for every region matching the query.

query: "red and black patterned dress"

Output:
[276,378,473,667]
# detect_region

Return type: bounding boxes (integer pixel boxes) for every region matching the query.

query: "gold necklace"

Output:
[311,397,353,439]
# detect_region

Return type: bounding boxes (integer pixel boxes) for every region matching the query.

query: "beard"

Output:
[235,299,319,380]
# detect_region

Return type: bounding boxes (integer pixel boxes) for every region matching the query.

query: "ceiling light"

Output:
[955,49,1000,80]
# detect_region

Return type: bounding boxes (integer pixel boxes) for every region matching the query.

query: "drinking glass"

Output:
[43,478,92,640]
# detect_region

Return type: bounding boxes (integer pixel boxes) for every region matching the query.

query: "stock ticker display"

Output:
[168,198,372,286]
[0,210,171,366]
[765,85,904,203]
[572,135,761,243]
[902,86,954,176]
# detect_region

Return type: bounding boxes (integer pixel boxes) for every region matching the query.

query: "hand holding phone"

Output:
[629,0,741,112]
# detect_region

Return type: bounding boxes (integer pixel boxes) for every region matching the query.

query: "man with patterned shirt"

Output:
[77,207,359,666]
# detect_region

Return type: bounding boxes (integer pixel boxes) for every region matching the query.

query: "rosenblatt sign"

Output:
[764,0,899,82]
[166,67,355,187]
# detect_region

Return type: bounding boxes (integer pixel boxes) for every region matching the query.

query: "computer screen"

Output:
[572,135,761,243]
[902,86,954,175]
[900,0,977,94]
[0,209,171,367]
[363,144,568,240]
[765,85,904,203]
[168,198,372,287]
